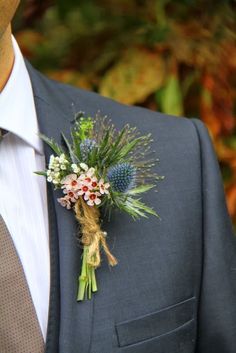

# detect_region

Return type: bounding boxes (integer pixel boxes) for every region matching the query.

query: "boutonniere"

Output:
[36,111,164,301]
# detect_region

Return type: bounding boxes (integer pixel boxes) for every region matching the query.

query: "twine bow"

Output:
[75,197,117,300]
[74,197,117,268]
[75,197,117,268]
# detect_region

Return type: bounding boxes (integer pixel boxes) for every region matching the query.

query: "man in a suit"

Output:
[0,1,236,353]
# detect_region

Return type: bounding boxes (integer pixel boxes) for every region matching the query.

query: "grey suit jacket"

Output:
[25,60,236,353]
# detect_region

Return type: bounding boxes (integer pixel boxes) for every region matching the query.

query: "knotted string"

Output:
[74,197,117,268]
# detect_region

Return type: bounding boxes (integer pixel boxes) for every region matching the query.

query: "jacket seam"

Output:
[189,118,205,350]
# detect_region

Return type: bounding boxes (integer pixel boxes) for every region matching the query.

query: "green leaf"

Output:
[104,126,128,164]
[88,145,98,165]
[126,198,160,218]
[111,126,127,150]
[115,136,143,161]
[127,184,155,195]
[34,171,47,177]
[129,198,160,218]
[61,132,79,164]
[99,129,111,154]
[38,133,63,156]
[71,130,82,161]
[113,193,160,220]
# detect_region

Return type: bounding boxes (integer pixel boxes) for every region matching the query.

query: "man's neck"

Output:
[0,25,14,92]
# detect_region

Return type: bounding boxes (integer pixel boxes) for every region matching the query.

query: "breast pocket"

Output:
[115,296,196,353]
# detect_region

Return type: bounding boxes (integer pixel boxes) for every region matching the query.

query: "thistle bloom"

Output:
[107,163,136,193]
[80,138,97,161]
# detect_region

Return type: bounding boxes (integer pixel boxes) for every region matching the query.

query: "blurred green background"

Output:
[13,0,236,225]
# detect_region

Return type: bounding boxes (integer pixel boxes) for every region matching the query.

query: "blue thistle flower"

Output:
[107,163,136,193]
[80,138,97,161]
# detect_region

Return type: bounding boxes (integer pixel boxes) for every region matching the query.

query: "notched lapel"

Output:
[26,60,95,353]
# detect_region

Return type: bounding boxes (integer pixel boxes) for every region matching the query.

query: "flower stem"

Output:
[77,246,88,301]
[91,267,97,292]
[77,245,98,301]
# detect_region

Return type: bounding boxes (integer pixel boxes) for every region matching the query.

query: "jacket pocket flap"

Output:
[115,296,195,347]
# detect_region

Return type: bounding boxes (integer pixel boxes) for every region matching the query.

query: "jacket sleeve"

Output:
[190,118,236,353]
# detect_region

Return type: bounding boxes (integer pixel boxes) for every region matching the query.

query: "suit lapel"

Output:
[26,60,95,353]
[44,181,60,353]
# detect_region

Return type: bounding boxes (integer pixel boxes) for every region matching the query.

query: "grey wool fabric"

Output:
[4,59,234,353]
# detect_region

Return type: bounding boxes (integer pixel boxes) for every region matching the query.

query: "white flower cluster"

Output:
[71,162,91,174]
[71,163,80,173]
[47,154,69,185]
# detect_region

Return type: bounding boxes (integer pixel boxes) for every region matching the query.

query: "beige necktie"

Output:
[0,215,45,353]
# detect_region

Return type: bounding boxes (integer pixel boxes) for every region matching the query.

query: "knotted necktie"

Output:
[0,206,45,351]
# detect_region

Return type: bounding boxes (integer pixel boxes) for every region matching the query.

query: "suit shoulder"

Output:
[28,61,197,139]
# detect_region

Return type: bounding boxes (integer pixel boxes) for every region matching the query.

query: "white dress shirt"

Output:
[0,36,50,341]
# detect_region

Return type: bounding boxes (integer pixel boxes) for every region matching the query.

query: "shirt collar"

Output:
[0,35,43,155]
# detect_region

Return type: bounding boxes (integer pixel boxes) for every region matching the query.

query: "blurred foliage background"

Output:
[13,0,236,225]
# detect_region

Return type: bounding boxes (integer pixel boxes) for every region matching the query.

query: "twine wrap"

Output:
[74,197,117,268]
